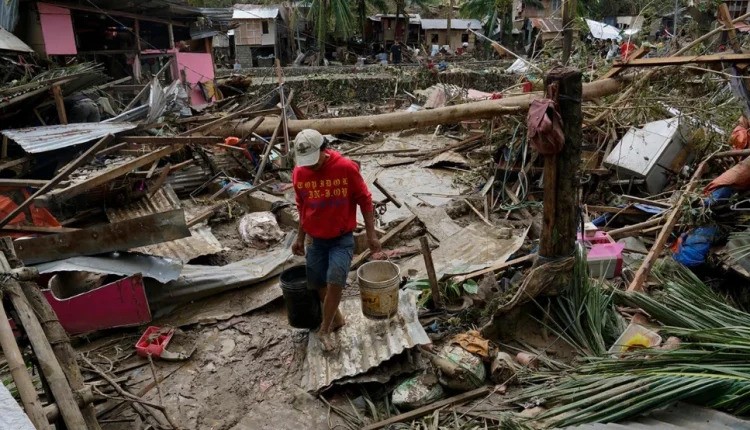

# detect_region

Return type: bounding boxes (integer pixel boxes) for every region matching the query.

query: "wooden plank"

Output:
[118,136,222,145]
[0,135,113,228]
[14,209,190,265]
[361,387,490,430]
[585,205,643,216]
[1,225,78,234]
[621,194,671,209]
[0,178,48,188]
[52,85,67,125]
[718,3,743,53]
[451,254,536,283]
[600,47,650,79]
[0,156,31,172]
[38,145,178,206]
[617,53,750,67]
[351,215,417,269]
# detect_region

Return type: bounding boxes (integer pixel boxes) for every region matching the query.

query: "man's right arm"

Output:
[292,170,306,256]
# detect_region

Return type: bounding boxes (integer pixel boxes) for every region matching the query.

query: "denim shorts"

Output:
[306,232,354,289]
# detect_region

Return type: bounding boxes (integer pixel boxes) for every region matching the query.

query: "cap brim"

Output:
[296,150,320,167]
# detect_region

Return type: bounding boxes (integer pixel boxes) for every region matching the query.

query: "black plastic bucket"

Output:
[280,265,322,329]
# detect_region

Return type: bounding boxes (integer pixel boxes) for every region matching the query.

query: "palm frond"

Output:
[538,245,626,356]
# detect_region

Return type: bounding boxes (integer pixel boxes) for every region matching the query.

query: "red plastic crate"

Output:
[135,326,174,358]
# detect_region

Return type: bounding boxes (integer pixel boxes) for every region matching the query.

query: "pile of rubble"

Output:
[4,6,750,430]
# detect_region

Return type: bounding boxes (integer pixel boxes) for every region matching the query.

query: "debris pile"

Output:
[4,2,750,429]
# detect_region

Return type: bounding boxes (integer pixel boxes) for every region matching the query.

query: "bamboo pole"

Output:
[0,297,50,429]
[21,282,102,429]
[5,279,88,429]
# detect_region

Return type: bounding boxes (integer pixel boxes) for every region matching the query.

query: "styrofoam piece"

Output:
[608,322,662,356]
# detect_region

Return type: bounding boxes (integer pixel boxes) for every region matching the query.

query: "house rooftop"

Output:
[232,4,280,20]
[420,18,482,31]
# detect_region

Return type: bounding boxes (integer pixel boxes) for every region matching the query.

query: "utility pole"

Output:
[562,0,577,64]
[673,0,679,39]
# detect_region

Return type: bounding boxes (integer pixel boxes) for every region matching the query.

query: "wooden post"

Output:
[562,0,577,64]
[5,279,87,429]
[419,236,442,309]
[0,297,50,429]
[52,85,67,125]
[538,67,582,262]
[168,23,175,49]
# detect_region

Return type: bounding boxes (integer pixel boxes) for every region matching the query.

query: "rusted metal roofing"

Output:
[1,122,137,154]
[106,185,223,263]
[302,290,430,392]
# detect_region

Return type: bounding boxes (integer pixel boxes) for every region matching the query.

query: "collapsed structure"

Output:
[3,1,750,429]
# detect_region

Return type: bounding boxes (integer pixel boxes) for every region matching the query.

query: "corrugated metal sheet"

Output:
[0,27,32,52]
[420,18,482,30]
[564,403,750,429]
[106,185,223,263]
[1,122,137,154]
[167,163,212,197]
[302,290,431,392]
[34,253,183,284]
[369,13,421,25]
[232,4,279,20]
[0,0,19,32]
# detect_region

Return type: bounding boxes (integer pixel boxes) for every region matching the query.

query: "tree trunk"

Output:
[227,77,625,136]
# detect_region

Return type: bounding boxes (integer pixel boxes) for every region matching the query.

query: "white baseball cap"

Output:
[294,129,325,167]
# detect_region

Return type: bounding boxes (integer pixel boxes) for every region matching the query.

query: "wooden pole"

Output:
[5,279,88,429]
[561,0,577,64]
[168,23,175,49]
[0,134,114,228]
[52,85,67,125]
[22,282,101,429]
[254,117,284,183]
[0,297,50,429]
[538,67,582,261]
[419,236,442,309]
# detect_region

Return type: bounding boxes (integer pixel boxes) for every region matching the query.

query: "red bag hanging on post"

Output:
[527,98,565,155]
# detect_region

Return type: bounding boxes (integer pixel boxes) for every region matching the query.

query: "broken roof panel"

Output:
[0,122,137,154]
[0,27,33,52]
[302,290,431,392]
[34,252,183,284]
[369,13,421,25]
[420,18,482,31]
[232,4,280,20]
[105,185,223,263]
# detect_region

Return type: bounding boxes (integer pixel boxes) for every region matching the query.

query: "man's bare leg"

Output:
[318,284,345,333]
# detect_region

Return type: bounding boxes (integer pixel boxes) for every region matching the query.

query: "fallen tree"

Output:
[223,77,627,137]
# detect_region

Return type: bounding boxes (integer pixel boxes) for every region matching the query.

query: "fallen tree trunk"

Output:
[226,78,626,137]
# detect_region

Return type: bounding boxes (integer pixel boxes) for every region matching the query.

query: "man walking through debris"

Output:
[291,129,382,350]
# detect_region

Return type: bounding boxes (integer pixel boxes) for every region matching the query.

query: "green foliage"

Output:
[405,278,478,307]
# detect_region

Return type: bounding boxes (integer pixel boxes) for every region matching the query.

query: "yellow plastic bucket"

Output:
[357,260,400,319]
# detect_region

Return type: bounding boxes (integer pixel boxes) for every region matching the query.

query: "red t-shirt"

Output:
[293,150,374,239]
